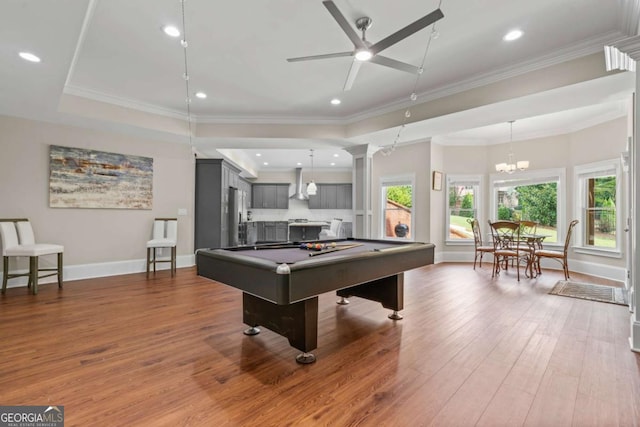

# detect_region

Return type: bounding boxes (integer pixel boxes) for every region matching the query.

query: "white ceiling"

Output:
[1,0,637,172]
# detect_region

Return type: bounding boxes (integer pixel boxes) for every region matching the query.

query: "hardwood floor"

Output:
[1,263,638,426]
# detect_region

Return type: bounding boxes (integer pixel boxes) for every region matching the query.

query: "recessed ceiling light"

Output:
[333,153,339,157]
[330,162,336,166]
[19,52,41,63]
[163,25,181,37]
[503,29,523,41]
[263,162,269,166]
[296,162,302,166]
[195,92,207,99]
[255,153,262,157]
[330,98,341,105]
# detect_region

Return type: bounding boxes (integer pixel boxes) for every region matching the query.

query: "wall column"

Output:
[346,144,377,238]
[605,36,640,351]
[632,80,640,352]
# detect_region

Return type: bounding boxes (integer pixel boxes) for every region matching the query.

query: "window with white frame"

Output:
[380,175,414,240]
[490,168,565,244]
[574,159,621,255]
[446,175,482,242]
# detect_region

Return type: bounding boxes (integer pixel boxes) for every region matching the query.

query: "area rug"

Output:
[549,280,628,306]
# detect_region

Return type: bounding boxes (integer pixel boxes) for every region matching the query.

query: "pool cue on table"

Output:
[308,243,363,257]
[252,243,300,250]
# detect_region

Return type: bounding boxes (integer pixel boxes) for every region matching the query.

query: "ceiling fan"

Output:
[287,0,444,91]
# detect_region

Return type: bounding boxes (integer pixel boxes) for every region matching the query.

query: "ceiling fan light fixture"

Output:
[355,49,373,61]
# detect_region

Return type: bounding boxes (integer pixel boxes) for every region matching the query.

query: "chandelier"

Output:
[495,120,529,173]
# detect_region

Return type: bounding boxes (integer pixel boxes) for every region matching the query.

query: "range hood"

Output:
[290,167,309,201]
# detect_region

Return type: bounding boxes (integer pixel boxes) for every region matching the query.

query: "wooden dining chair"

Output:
[535,219,579,280]
[519,220,538,235]
[467,218,494,269]
[489,220,528,281]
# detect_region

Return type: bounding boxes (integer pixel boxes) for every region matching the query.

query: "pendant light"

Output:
[495,121,529,173]
[306,149,317,195]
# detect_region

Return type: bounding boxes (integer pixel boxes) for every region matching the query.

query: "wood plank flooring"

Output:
[1,263,638,426]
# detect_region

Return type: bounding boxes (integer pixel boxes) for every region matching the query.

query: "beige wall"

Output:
[372,141,431,243]
[438,116,628,277]
[0,115,194,276]
[430,142,445,257]
[0,112,628,282]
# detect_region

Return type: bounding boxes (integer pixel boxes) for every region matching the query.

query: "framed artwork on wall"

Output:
[49,145,153,209]
[432,171,443,191]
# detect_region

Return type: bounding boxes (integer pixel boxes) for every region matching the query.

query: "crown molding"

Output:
[621,0,640,35]
[63,84,189,121]
[194,115,345,125]
[343,30,626,124]
[62,25,625,128]
[63,85,346,126]
[63,0,97,89]
[435,107,627,147]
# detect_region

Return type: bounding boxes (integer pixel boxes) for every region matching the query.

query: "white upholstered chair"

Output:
[0,219,64,295]
[146,218,177,277]
[319,218,342,240]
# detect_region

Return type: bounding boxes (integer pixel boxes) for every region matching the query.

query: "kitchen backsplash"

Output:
[248,198,353,223]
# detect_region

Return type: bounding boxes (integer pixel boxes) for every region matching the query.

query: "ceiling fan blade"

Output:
[370,55,420,74]
[369,8,444,56]
[287,51,353,62]
[323,0,367,49]
[343,60,362,91]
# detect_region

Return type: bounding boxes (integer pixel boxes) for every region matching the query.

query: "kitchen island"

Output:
[287,221,329,241]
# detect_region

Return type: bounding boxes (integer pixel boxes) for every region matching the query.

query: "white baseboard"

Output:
[0,254,196,289]
[438,251,626,282]
[631,317,640,352]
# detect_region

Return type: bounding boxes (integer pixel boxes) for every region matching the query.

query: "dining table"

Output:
[519,233,548,277]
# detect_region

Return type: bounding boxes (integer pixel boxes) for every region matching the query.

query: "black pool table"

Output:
[196,238,435,363]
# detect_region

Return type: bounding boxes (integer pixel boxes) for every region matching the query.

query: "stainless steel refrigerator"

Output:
[228,187,247,246]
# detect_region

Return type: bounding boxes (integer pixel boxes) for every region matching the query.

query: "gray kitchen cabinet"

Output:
[195,159,241,250]
[308,184,352,209]
[252,184,289,209]
[276,222,288,241]
[256,221,288,242]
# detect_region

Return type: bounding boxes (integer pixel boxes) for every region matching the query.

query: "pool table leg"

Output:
[242,293,319,364]
[336,273,404,320]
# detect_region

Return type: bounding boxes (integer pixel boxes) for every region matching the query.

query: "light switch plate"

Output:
[178,208,188,216]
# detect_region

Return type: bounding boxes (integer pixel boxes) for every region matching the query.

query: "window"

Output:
[446,175,482,242]
[490,168,566,244]
[381,176,414,240]
[574,160,621,255]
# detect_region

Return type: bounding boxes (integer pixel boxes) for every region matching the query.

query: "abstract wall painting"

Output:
[49,145,153,209]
